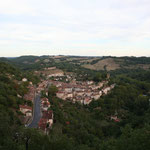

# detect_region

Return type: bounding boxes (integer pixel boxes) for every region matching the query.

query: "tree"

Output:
[48,85,58,97]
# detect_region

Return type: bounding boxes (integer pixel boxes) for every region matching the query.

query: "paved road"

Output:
[28,94,41,128]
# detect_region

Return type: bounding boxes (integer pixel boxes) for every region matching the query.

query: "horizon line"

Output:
[1,54,150,58]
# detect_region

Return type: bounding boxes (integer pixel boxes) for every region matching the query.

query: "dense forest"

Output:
[0,56,150,150]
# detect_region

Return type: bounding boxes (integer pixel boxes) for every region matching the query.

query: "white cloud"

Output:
[0,0,150,56]
[0,0,34,15]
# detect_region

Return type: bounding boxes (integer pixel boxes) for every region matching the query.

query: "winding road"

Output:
[28,94,41,128]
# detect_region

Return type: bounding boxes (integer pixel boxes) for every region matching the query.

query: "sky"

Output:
[0,0,150,57]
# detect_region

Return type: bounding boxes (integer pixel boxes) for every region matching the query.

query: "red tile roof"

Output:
[42,110,53,119]
[19,105,32,110]
[41,97,49,102]
[38,118,47,130]
[114,119,120,122]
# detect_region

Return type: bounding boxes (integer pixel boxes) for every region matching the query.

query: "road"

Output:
[28,94,41,128]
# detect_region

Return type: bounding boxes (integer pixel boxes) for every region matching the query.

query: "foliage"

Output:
[1,57,150,150]
[48,85,58,97]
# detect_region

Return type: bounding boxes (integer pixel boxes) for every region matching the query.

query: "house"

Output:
[102,87,111,94]
[22,78,28,82]
[64,87,73,92]
[41,97,49,103]
[25,110,32,117]
[74,86,82,92]
[98,82,104,88]
[87,81,94,85]
[95,85,103,90]
[111,116,120,122]
[42,110,54,126]
[92,93,101,100]
[107,73,110,79]
[41,98,50,111]
[102,84,115,95]
[76,91,84,96]
[19,105,32,116]
[29,82,33,85]
[38,110,54,133]
[48,72,64,77]
[84,97,92,105]
[85,91,92,97]
[42,101,50,111]
[66,93,73,98]
[99,91,102,96]
[62,94,69,100]
[51,81,62,87]
[90,85,98,90]
[55,83,62,87]
[17,94,22,98]
[110,84,116,89]
[75,97,84,104]
[56,91,65,99]
[38,118,48,132]
[46,67,56,70]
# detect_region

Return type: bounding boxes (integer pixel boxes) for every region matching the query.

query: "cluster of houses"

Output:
[19,82,35,124]
[48,72,64,78]
[17,69,118,131]
[36,80,49,93]
[38,97,53,134]
[34,67,64,80]
[19,77,53,127]
[23,85,36,102]
[50,80,115,105]
[37,81,54,133]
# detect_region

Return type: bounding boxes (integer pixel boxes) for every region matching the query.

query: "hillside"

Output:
[0,57,150,150]
[1,56,150,72]
[82,57,150,71]
[82,58,120,71]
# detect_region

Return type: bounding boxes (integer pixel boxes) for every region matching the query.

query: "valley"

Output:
[0,56,150,150]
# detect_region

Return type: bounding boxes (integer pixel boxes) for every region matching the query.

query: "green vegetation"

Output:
[48,85,58,97]
[0,62,41,150]
[1,56,150,150]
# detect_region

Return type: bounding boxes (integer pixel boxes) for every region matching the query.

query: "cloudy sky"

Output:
[0,0,150,57]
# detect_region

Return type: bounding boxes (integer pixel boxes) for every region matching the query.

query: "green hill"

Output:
[1,55,150,72]
[0,57,150,150]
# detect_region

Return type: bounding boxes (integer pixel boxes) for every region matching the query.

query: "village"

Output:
[19,78,53,133]
[35,67,115,105]
[19,68,116,133]
[54,80,115,104]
